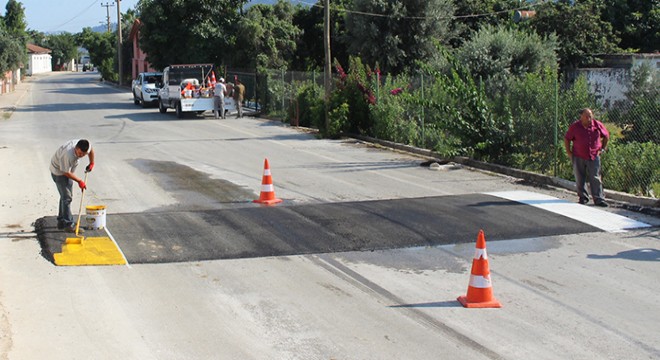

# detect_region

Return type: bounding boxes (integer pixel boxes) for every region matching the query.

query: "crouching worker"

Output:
[50,139,95,233]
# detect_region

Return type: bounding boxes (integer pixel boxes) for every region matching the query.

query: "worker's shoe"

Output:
[578,197,589,205]
[64,226,84,234]
[595,201,609,207]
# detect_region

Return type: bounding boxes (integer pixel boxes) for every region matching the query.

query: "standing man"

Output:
[564,108,610,207]
[50,139,95,232]
[214,77,227,119]
[233,77,245,118]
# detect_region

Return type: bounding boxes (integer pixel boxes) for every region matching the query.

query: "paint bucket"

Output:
[85,205,106,230]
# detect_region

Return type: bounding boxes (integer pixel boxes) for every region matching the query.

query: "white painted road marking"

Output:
[486,191,651,233]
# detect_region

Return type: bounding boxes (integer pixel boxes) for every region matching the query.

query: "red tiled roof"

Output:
[27,43,52,54]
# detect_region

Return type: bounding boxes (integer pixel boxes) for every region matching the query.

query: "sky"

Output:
[0,0,140,34]
[0,0,278,34]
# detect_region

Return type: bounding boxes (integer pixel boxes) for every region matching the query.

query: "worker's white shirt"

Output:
[214,83,226,98]
[50,139,91,176]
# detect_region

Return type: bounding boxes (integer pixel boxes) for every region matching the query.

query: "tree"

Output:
[422,56,514,161]
[0,0,27,73]
[450,0,522,47]
[136,0,247,70]
[0,27,23,74]
[291,4,321,70]
[233,0,302,71]
[602,0,660,53]
[291,0,351,71]
[40,33,78,70]
[120,9,137,83]
[455,25,558,93]
[530,0,621,69]
[78,27,117,81]
[27,29,47,45]
[3,0,27,40]
[344,0,455,74]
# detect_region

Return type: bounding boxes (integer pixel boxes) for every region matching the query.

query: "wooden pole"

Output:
[116,0,123,86]
[323,0,331,134]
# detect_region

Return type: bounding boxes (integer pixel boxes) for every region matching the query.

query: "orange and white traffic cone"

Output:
[210,71,217,86]
[457,230,502,308]
[253,158,282,205]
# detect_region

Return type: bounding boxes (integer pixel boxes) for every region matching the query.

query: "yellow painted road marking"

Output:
[54,236,127,266]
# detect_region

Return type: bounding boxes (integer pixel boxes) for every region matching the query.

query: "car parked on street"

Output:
[132,72,163,107]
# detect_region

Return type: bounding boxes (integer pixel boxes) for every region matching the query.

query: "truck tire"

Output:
[133,92,140,105]
[158,99,167,113]
[176,102,183,118]
[140,95,148,108]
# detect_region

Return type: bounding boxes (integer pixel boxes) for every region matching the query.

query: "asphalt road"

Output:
[1,72,659,360]
[36,193,601,264]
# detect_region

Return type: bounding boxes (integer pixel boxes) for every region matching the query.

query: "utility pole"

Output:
[101,2,114,33]
[323,0,331,134]
[116,0,123,86]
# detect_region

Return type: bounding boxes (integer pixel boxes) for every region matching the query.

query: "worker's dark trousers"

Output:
[572,155,605,203]
[52,173,74,227]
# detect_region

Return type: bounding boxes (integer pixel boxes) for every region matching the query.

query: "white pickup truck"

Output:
[157,64,235,118]
[132,72,163,107]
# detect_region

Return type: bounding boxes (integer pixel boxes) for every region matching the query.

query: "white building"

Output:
[575,54,660,108]
[26,43,52,75]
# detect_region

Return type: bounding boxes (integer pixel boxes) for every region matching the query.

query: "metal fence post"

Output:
[554,74,559,177]
[421,72,425,148]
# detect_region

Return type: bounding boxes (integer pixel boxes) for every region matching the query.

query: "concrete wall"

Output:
[581,68,630,108]
[131,37,157,79]
[28,54,52,75]
[2,71,12,94]
[1,69,21,94]
[632,56,660,71]
[576,56,659,109]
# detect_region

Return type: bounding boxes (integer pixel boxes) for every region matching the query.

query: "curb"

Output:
[348,134,659,214]
[0,77,33,118]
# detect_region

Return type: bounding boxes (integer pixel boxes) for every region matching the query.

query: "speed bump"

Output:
[53,236,127,266]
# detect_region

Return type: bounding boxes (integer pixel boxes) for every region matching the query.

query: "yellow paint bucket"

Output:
[85,205,106,230]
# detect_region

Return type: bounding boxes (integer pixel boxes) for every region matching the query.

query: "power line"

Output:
[290,0,544,21]
[46,0,100,33]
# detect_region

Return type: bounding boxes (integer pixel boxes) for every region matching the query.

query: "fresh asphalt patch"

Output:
[35,193,601,264]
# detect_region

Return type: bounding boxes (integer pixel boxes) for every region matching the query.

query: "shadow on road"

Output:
[389,301,462,308]
[587,248,660,261]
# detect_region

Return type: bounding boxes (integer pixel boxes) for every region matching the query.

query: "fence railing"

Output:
[247,68,659,199]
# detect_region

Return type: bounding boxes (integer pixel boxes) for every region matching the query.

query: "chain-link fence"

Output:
[220,69,259,111]
[600,97,660,197]
[255,69,325,124]
[250,67,659,199]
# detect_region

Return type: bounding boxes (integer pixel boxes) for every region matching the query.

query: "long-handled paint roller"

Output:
[65,171,89,245]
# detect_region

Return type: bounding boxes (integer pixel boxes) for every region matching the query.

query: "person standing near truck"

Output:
[233,77,245,118]
[214,77,227,119]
